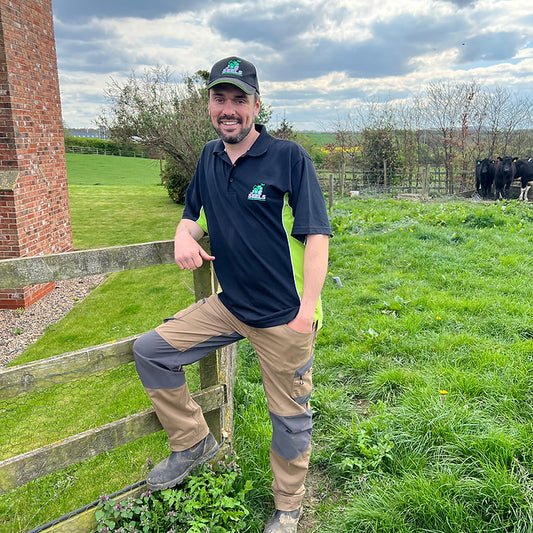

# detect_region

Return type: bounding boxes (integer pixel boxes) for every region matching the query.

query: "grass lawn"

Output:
[66,153,180,248]
[2,155,533,532]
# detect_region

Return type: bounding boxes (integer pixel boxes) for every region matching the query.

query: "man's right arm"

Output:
[174,218,215,271]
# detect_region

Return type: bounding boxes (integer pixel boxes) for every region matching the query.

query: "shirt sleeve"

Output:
[289,145,332,240]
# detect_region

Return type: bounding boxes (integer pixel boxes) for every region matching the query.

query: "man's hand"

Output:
[174,220,215,271]
[287,313,314,333]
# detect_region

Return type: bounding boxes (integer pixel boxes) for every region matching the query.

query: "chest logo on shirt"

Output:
[248,183,267,201]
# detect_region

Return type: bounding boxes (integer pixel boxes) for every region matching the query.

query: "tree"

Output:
[323,114,359,195]
[294,133,326,166]
[98,66,215,203]
[270,116,295,140]
[421,81,477,194]
[355,104,398,186]
[360,123,398,186]
[485,87,531,157]
[257,101,273,127]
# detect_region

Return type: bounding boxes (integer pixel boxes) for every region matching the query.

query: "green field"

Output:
[66,153,181,249]
[303,132,336,146]
[2,153,533,532]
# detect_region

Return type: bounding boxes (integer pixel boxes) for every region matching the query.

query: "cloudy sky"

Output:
[51,0,533,131]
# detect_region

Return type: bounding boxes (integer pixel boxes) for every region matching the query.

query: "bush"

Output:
[161,157,192,204]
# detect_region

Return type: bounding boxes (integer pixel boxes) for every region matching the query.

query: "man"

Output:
[133,56,331,533]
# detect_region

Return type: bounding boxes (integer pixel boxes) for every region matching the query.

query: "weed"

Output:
[92,455,252,533]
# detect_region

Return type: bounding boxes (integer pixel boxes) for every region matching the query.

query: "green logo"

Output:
[248,184,267,201]
[222,60,243,77]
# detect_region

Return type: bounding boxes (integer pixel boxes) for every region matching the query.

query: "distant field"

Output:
[303,132,336,145]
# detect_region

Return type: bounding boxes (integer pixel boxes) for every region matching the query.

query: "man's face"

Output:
[208,84,260,145]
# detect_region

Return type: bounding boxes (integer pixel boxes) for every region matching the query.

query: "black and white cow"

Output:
[475,158,494,199]
[493,156,516,200]
[514,158,533,201]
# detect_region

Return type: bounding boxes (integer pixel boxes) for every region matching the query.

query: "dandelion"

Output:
[439,389,448,406]
[436,316,442,320]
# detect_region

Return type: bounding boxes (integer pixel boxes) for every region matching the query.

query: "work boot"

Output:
[264,508,301,533]
[147,432,219,491]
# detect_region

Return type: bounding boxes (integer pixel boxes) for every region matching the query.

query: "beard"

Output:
[213,116,254,144]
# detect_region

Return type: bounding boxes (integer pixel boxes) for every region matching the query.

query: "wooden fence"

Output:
[318,165,476,199]
[0,238,236,532]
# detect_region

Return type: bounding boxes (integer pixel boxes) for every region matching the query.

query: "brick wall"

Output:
[0,0,72,309]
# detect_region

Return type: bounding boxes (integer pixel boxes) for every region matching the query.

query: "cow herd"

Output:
[475,157,533,201]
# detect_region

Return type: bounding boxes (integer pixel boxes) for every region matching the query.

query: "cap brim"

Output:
[207,78,258,95]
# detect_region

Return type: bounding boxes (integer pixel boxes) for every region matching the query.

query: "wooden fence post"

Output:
[422,165,430,198]
[329,173,334,211]
[192,239,237,448]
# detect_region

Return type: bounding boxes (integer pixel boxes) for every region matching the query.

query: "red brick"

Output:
[0,0,72,309]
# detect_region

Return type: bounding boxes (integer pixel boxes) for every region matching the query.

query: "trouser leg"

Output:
[133,296,243,451]
[135,293,318,509]
[248,325,317,511]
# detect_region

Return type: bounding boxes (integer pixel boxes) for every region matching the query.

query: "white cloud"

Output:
[49,0,533,129]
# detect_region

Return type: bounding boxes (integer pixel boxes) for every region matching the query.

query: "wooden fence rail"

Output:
[0,238,237,531]
[0,240,175,288]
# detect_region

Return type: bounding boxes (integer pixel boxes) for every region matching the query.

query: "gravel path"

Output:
[0,275,106,367]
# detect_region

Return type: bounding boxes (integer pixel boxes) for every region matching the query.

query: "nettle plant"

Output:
[93,454,252,533]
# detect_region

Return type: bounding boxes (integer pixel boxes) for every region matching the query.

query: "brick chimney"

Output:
[0,0,72,309]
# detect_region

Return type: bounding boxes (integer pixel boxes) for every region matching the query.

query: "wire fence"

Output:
[65,146,149,158]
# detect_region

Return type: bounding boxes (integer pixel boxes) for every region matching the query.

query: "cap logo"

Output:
[221,59,243,77]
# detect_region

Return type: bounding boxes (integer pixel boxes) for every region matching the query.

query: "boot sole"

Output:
[146,439,220,491]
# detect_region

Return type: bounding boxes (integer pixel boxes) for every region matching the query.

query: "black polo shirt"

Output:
[182,125,331,328]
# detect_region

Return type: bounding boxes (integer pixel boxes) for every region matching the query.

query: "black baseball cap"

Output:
[207,57,260,95]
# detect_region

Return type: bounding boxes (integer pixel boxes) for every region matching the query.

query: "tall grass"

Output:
[2,155,533,532]
[311,199,533,532]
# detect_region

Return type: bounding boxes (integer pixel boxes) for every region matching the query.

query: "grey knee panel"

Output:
[134,329,243,390]
[269,410,312,461]
[134,330,188,389]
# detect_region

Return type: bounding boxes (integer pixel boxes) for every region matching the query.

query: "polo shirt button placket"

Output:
[228,167,235,191]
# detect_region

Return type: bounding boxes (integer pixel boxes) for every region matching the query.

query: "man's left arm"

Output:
[287,233,330,333]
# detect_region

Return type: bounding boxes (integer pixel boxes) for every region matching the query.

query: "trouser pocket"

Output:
[292,355,313,406]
